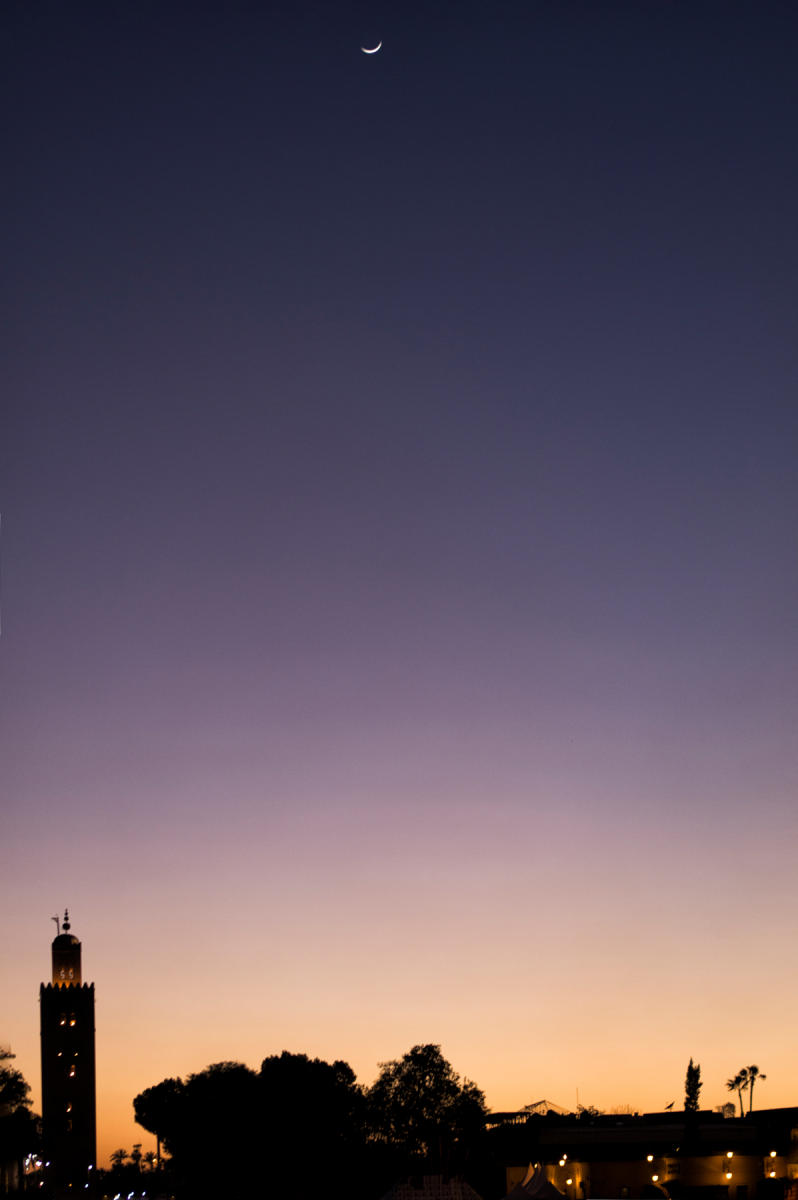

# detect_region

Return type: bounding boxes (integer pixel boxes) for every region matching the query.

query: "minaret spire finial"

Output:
[62,909,70,933]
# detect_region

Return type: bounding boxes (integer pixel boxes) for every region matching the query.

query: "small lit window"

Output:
[69,1067,76,1078]
[69,1015,76,1026]
[59,1016,67,1026]
[65,1104,72,1113]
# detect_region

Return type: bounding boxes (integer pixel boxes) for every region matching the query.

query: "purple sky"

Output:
[3,0,797,1164]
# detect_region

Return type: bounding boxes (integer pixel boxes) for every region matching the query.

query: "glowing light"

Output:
[770,1152,777,1158]
[647,1155,654,1162]
[652,1175,659,1182]
[726,1172,733,1180]
[727,1152,734,1159]
[566,1179,573,1185]
[770,1172,777,1179]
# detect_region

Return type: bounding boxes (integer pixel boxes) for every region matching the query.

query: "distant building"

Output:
[492,1108,798,1200]
[40,910,96,1191]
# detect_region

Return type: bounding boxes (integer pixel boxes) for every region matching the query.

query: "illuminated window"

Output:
[65,1104,72,1113]
[69,1015,76,1026]
[69,1067,76,1078]
[59,1016,67,1026]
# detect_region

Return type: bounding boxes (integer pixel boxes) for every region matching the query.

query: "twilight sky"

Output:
[2,0,797,1166]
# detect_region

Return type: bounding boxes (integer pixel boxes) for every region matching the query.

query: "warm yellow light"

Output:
[566,1179,573,1185]
[727,1152,734,1159]
[559,1160,566,1167]
[652,1175,659,1182]
[770,1172,777,1178]
[647,1155,654,1163]
[770,1152,777,1158]
[726,1172,733,1180]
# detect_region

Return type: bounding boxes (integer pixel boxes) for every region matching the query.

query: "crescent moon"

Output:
[361,41,382,53]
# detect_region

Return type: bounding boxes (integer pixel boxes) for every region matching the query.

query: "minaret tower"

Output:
[40,910,97,1189]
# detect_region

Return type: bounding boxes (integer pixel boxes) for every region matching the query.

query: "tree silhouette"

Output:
[109,1148,128,1168]
[0,1051,39,1191]
[135,1054,365,1200]
[684,1059,702,1112]
[0,1055,32,1112]
[367,1043,485,1171]
[726,1070,748,1117]
[745,1065,766,1114]
[259,1052,367,1200]
[133,1076,185,1157]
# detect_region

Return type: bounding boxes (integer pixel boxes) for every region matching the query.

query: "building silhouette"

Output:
[491,1107,798,1200]
[40,910,96,1190]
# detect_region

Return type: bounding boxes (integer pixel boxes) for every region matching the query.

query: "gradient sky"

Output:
[3,0,797,1167]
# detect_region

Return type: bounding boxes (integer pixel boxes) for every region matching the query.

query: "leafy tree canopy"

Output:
[135,1054,366,1200]
[260,1050,364,1141]
[133,1076,185,1155]
[367,1043,486,1164]
[0,1054,38,1167]
[0,1066,32,1114]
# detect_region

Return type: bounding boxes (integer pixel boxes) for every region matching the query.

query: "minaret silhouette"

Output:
[40,910,97,1190]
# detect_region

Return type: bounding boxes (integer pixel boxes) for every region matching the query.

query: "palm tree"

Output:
[745,1065,766,1114]
[141,1151,156,1171]
[109,1148,128,1168]
[726,1071,748,1117]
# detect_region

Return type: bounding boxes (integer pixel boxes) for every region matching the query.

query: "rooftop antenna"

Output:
[52,914,60,935]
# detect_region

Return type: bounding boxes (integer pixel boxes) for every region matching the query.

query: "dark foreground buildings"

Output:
[489,1107,798,1200]
[40,911,96,1191]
